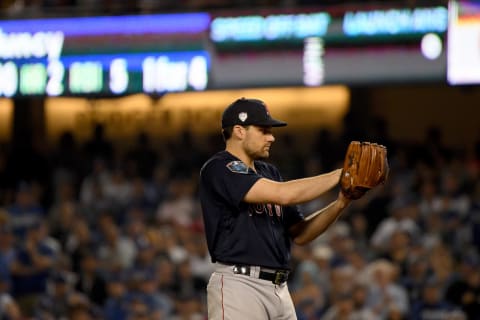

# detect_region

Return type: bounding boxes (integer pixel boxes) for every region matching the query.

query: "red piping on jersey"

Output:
[221,275,225,320]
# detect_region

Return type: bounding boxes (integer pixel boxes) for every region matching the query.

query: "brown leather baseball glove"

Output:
[340,141,389,200]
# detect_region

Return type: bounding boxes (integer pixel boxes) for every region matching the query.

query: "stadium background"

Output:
[0,0,479,319]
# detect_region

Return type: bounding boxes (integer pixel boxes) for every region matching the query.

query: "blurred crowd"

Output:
[0,118,479,320]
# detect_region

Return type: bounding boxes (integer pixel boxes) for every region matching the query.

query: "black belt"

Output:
[232,264,289,285]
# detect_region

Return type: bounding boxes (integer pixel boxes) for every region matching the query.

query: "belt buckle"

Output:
[233,265,250,276]
[274,271,287,285]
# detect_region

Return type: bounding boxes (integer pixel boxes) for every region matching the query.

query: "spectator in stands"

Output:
[171,293,205,320]
[351,282,376,319]
[445,257,480,319]
[370,198,420,254]
[401,255,430,306]
[411,279,465,320]
[145,164,170,209]
[417,179,443,218]
[182,232,214,284]
[79,158,113,223]
[96,217,136,273]
[35,271,90,319]
[290,259,327,319]
[154,256,177,299]
[6,182,46,239]
[75,251,108,307]
[125,180,156,222]
[10,221,57,316]
[103,272,129,320]
[329,264,356,304]
[321,291,357,320]
[155,177,196,227]
[0,211,15,287]
[380,229,413,277]
[103,164,133,217]
[171,257,206,302]
[0,273,22,320]
[65,217,98,274]
[347,212,372,257]
[49,199,79,251]
[428,243,457,297]
[129,269,173,319]
[365,259,409,319]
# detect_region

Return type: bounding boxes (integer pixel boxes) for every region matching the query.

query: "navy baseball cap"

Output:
[221,98,287,128]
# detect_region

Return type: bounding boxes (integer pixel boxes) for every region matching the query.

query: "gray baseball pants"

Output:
[206,263,297,320]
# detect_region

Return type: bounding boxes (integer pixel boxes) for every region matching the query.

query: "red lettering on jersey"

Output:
[252,204,264,214]
[274,204,282,217]
[266,203,273,216]
[249,203,282,218]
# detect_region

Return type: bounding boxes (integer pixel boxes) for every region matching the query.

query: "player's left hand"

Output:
[340,141,389,200]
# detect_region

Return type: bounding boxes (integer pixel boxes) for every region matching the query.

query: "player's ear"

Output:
[232,125,247,139]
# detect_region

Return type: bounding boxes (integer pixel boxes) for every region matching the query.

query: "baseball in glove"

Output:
[340,141,389,200]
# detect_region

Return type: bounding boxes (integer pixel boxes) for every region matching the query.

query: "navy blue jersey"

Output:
[199,151,304,270]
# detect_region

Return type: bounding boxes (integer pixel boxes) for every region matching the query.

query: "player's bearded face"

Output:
[243,126,275,160]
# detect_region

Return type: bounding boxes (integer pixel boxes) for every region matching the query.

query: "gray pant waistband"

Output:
[214,263,289,285]
[214,262,262,278]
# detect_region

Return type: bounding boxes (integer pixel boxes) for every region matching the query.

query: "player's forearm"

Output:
[278,168,342,205]
[290,196,350,245]
[244,169,341,205]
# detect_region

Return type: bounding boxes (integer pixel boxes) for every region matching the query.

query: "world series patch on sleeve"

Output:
[340,141,389,200]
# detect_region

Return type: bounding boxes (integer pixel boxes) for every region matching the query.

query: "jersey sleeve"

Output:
[202,159,262,207]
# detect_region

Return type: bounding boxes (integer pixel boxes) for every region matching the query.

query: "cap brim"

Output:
[258,118,287,127]
[222,118,288,128]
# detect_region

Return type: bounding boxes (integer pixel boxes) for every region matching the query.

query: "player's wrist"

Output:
[337,192,351,209]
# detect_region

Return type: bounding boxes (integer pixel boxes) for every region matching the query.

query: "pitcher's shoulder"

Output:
[200,151,234,175]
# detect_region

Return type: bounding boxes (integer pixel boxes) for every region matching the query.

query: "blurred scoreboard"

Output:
[0,13,211,97]
[0,3,449,98]
[447,0,480,85]
[209,5,448,87]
